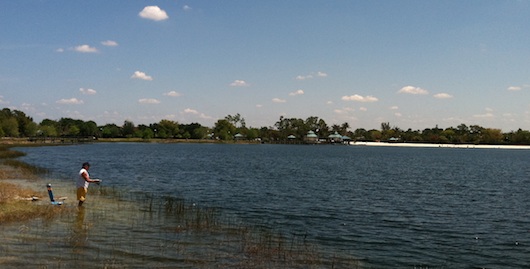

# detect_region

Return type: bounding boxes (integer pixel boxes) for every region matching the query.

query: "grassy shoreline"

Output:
[0,144,75,224]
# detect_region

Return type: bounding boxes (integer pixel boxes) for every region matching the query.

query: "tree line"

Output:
[1,107,530,145]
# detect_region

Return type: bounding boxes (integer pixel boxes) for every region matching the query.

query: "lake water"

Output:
[7,143,530,268]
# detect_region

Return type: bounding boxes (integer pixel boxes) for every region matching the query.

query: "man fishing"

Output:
[77,162,100,206]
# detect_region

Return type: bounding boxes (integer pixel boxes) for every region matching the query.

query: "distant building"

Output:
[328,131,343,143]
[304,130,318,144]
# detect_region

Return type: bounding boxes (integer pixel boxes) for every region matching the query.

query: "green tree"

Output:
[80,121,98,137]
[508,129,530,144]
[340,122,350,134]
[38,125,58,137]
[225,113,246,128]
[57,118,84,136]
[156,120,179,138]
[401,128,422,142]
[136,124,154,139]
[0,117,19,137]
[468,125,484,144]
[353,128,367,140]
[366,129,382,141]
[482,128,503,144]
[0,108,37,137]
[441,128,456,143]
[39,119,59,137]
[101,124,122,138]
[12,109,36,136]
[68,125,80,136]
[122,120,136,138]
[213,119,236,140]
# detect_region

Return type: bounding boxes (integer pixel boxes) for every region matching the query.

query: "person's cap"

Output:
[82,162,90,167]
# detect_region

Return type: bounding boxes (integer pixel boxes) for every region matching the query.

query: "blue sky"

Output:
[1,1,530,131]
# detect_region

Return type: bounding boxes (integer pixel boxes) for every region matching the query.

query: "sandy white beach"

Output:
[349,141,530,150]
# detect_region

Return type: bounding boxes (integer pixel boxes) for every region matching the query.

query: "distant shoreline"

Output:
[3,138,530,149]
[349,141,530,150]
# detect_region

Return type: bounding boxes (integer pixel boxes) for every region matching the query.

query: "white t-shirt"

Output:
[77,168,90,189]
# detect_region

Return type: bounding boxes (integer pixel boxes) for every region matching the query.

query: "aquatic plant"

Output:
[0,147,25,159]
[0,145,49,179]
[1,159,48,176]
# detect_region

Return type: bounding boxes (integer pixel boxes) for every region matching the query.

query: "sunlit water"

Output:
[4,143,530,268]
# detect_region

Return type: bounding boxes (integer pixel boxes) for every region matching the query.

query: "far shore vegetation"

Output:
[2,107,530,145]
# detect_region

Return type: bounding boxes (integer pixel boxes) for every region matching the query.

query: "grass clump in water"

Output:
[163,196,220,231]
[0,147,25,159]
[0,146,48,179]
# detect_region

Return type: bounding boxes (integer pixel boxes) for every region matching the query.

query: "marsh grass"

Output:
[1,159,48,176]
[0,146,49,179]
[0,148,25,159]
[0,145,72,224]
[161,196,220,232]
[125,194,353,268]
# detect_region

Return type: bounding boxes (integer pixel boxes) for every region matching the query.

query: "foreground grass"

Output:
[0,145,74,224]
[0,181,73,223]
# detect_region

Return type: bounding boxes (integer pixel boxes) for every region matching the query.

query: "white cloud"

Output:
[56,48,64,53]
[272,98,286,103]
[359,107,368,111]
[334,107,354,115]
[0,95,9,104]
[101,40,118,47]
[164,91,181,97]
[183,5,192,11]
[326,101,333,105]
[295,75,313,80]
[79,88,97,95]
[390,106,399,110]
[182,108,212,119]
[341,94,378,102]
[295,71,328,80]
[434,93,453,99]
[230,80,249,87]
[508,86,522,91]
[139,6,169,21]
[256,104,263,108]
[398,86,429,95]
[56,98,83,105]
[394,112,402,117]
[73,44,98,53]
[473,112,494,118]
[138,98,160,104]
[131,71,153,81]
[289,89,304,96]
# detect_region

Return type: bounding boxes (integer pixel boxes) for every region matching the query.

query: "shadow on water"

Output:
[0,185,364,269]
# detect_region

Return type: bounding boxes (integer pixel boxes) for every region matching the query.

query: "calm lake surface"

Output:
[10,143,530,268]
